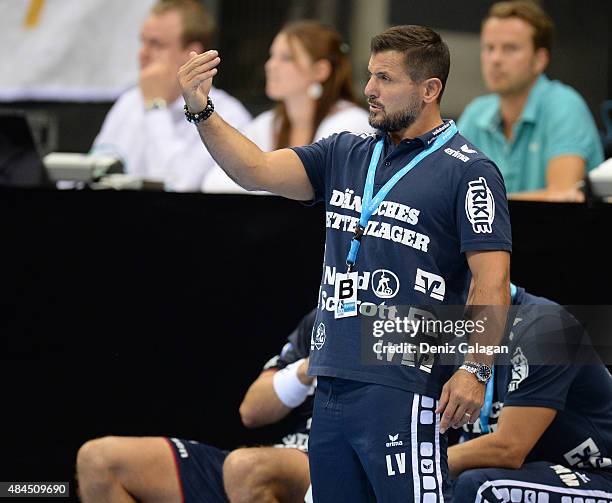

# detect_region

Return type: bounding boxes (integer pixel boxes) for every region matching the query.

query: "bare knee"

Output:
[223,448,276,503]
[77,437,125,492]
[78,436,180,503]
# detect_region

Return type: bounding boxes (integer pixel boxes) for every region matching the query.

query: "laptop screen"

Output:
[0,110,51,188]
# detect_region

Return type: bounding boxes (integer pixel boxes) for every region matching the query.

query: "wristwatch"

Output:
[459,361,492,384]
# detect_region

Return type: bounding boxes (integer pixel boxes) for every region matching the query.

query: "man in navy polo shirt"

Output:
[179,25,512,502]
[450,285,612,502]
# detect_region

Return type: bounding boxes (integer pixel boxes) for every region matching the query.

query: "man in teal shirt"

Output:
[458,1,604,202]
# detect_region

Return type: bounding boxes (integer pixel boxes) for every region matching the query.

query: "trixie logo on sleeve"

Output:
[465,177,495,234]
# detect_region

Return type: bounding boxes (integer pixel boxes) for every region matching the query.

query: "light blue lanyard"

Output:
[479,367,495,433]
[345,122,458,271]
[480,284,517,433]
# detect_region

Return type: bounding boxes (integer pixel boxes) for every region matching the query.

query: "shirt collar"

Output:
[475,97,502,131]
[377,119,453,148]
[520,74,549,124]
[476,74,550,131]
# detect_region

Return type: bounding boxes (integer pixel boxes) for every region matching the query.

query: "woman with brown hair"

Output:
[202,20,371,192]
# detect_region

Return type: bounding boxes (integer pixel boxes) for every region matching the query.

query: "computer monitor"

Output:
[0,110,51,188]
[587,158,612,203]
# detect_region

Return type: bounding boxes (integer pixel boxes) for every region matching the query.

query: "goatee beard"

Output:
[368,101,424,132]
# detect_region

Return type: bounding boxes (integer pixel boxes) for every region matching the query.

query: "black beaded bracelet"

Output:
[184,96,214,124]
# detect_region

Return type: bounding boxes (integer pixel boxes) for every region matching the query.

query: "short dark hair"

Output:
[151,0,216,50]
[485,1,554,52]
[370,25,450,102]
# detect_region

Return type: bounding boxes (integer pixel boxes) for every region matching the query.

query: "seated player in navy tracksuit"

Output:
[77,310,316,503]
[450,285,612,502]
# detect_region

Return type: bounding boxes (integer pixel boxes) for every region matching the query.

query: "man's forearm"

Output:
[465,275,509,367]
[449,432,522,478]
[179,50,314,200]
[239,371,291,428]
[195,112,269,191]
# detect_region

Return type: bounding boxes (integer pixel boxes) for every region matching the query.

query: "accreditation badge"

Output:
[334,272,358,319]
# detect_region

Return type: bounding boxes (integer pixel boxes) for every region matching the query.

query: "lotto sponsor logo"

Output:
[414,268,446,301]
[386,434,404,448]
[444,147,470,163]
[465,176,495,234]
[336,299,357,316]
[318,288,397,320]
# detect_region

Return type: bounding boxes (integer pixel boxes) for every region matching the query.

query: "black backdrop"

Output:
[1,188,611,498]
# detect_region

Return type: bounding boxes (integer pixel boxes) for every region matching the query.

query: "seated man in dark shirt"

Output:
[450,284,612,502]
[76,310,316,503]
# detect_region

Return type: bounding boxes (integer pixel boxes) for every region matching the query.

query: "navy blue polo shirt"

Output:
[461,287,612,472]
[291,121,512,398]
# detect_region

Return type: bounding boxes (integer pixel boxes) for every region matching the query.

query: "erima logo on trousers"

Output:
[386,433,403,447]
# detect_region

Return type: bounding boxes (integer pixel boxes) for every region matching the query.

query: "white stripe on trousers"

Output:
[475,480,612,503]
[412,393,421,503]
[435,406,445,503]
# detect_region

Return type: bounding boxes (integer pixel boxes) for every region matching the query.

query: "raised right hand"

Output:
[178,50,221,113]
